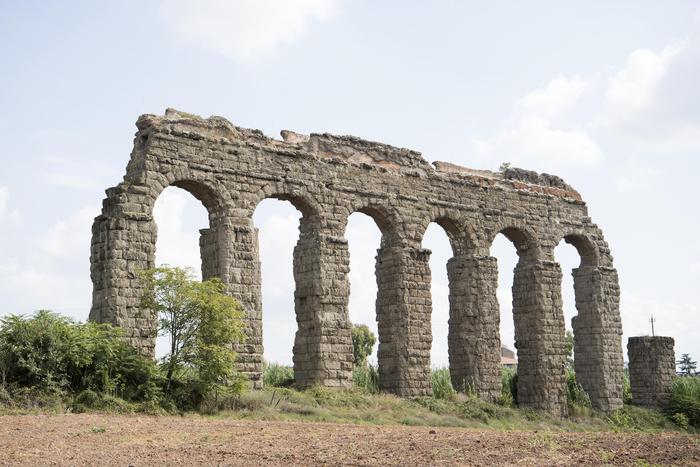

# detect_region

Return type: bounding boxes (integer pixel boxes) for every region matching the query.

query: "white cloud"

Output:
[39,206,99,259]
[159,0,340,63]
[517,75,588,119]
[605,43,685,125]
[472,76,603,171]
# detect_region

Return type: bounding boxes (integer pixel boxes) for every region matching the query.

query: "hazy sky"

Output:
[1,1,698,367]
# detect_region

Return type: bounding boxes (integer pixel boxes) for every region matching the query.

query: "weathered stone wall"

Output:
[628,336,676,408]
[89,109,624,415]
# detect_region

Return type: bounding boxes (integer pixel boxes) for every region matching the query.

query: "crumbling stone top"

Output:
[135,108,581,201]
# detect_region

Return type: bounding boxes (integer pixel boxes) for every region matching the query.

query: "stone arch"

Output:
[488,222,568,414]
[146,168,233,215]
[416,215,465,379]
[484,220,542,262]
[416,211,476,257]
[251,182,322,221]
[552,230,621,411]
[247,184,329,388]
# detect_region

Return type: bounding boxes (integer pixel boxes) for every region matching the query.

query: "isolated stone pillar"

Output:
[512,259,567,416]
[446,254,501,401]
[375,245,432,396]
[628,336,676,408]
[571,266,624,412]
[292,228,353,388]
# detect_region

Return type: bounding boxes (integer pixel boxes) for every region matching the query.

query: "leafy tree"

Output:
[678,353,697,376]
[351,324,376,367]
[140,267,245,394]
[565,330,574,370]
[499,162,512,172]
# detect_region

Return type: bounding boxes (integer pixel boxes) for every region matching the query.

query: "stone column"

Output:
[571,266,624,412]
[89,187,158,357]
[292,228,353,388]
[219,218,264,388]
[446,255,501,401]
[512,259,568,416]
[628,336,676,408]
[375,245,432,396]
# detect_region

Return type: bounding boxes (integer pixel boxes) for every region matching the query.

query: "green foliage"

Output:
[263,363,295,388]
[351,324,376,367]
[622,369,632,404]
[352,363,379,394]
[566,368,591,409]
[139,266,245,404]
[671,412,690,430]
[0,310,160,404]
[431,367,457,400]
[677,353,697,376]
[499,162,512,172]
[500,367,518,406]
[667,376,700,428]
[607,405,674,431]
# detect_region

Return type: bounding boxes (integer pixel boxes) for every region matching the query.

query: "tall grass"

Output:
[431,367,457,400]
[500,367,517,407]
[353,364,379,393]
[668,376,700,428]
[566,368,591,409]
[262,363,294,388]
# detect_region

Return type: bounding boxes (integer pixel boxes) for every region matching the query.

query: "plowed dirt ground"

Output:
[0,414,698,466]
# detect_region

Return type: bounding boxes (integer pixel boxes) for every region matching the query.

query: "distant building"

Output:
[501,345,517,367]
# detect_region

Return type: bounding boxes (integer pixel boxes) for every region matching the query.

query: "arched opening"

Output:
[253,199,302,370]
[420,222,455,374]
[346,211,383,366]
[554,233,600,405]
[554,238,580,370]
[152,185,212,359]
[491,232,520,384]
[346,205,403,392]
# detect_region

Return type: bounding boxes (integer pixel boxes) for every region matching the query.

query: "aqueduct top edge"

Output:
[134,108,583,203]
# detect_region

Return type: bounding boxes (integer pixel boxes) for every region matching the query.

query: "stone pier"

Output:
[628,336,676,408]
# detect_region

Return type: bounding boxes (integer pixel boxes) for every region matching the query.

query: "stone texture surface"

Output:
[89,109,624,415]
[627,336,676,408]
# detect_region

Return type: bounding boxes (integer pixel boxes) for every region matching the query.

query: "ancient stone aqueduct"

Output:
[90,109,624,415]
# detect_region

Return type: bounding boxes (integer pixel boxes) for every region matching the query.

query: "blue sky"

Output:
[1,1,698,366]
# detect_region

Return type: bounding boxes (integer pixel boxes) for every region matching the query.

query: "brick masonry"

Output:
[627,336,676,408]
[89,109,625,415]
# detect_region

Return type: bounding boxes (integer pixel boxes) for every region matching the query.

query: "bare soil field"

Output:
[0,414,698,466]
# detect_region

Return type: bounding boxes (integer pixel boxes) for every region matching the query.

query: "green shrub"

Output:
[431,367,456,400]
[566,369,591,409]
[622,369,632,404]
[501,367,517,405]
[667,376,700,428]
[352,363,379,394]
[263,363,295,388]
[671,412,690,430]
[0,311,161,403]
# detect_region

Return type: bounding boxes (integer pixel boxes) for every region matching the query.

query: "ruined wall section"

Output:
[90,109,623,415]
